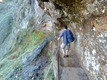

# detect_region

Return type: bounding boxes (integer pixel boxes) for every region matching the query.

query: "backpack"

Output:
[67,30,75,43]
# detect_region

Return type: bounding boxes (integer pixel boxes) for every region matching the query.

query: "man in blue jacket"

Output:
[58,25,74,57]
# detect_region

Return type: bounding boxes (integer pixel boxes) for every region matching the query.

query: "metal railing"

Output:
[44,40,60,80]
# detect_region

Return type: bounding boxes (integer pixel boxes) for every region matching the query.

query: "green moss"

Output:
[0,30,47,80]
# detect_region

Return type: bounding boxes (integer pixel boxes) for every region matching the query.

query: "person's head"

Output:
[64,25,68,29]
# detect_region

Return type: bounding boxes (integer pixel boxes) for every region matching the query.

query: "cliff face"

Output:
[0,0,53,79]
[0,0,55,59]
[0,0,107,80]
[0,0,35,59]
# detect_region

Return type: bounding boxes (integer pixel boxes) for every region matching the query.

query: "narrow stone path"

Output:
[59,47,89,80]
[60,50,80,67]
[60,67,89,80]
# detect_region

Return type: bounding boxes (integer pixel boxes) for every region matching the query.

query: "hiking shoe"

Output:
[66,55,69,57]
[63,55,66,58]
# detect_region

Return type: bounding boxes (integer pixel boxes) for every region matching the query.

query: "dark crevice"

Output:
[40,0,49,2]
[53,2,62,10]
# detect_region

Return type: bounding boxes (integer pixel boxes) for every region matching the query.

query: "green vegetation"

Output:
[44,41,55,80]
[0,30,47,80]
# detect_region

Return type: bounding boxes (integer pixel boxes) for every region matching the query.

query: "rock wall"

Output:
[0,0,54,79]
[73,19,107,80]
[0,0,36,59]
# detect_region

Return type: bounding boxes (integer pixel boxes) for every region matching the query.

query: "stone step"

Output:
[60,67,89,80]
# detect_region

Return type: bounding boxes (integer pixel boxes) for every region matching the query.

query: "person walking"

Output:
[57,25,74,57]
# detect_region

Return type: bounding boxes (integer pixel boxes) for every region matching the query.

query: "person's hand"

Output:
[57,37,60,41]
